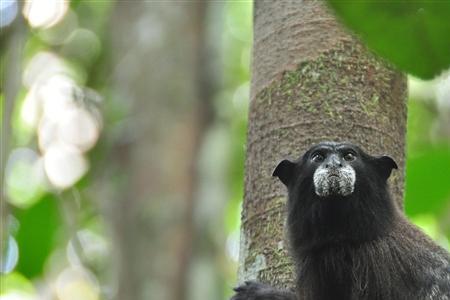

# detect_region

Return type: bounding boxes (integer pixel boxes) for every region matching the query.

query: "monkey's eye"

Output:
[344,152,356,161]
[312,153,325,163]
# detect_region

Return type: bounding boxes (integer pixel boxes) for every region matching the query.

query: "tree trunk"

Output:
[102,2,217,300]
[238,0,407,289]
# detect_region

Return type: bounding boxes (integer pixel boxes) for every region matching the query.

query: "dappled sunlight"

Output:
[409,73,450,105]
[232,82,250,111]
[58,106,100,152]
[43,143,88,190]
[23,0,69,29]
[38,10,78,46]
[21,53,101,190]
[411,214,450,250]
[21,86,41,129]
[0,293,36,300]
[408,76,438,101]
[5,148,47,208]
[67,230,110,269]
[436,73,450,109]
[0,272,37,300]
[39,75,78,121]
[2,1,107,298]
[37,116,59,152]
[55,267,100,300]
[62,28,101,65]
[407,74,450,145]
[23,52,69,89]
[0,0,18,28]
[225,231,240,263]
[0,236,19,274]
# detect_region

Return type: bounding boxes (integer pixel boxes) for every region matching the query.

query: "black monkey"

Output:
[232,142,450,300]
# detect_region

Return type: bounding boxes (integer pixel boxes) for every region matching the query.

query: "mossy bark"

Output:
[239,0,407,290]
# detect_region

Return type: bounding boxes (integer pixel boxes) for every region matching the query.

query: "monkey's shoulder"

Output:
[398,220,450,299]
[296,220,450,299]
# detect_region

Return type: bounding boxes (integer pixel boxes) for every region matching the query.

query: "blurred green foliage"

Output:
[405,146,450,216]
[1,272,36,296]
[404,99,450,242]
[14,195,61,278]
[328,1,450,79]
[222,2,252,235]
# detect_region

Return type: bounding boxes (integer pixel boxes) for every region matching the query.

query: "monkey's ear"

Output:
[374,155,398,180]
[272,159,296,186]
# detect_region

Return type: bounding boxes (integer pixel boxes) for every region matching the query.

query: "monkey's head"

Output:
[274,142,399,246]
[273,141,397,199]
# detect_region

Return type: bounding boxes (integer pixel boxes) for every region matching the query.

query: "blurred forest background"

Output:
[0,1,449,300]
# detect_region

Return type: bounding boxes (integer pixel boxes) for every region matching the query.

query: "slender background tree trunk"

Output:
[102,2,218,300]
[239,0,407,289]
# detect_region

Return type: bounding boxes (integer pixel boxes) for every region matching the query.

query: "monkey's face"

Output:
[273,142,397,199]
[310,145,356,197]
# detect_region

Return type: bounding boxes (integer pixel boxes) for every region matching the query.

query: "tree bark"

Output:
[238,0,407,290]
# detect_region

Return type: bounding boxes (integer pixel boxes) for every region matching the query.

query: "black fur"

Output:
[232,142,450,300]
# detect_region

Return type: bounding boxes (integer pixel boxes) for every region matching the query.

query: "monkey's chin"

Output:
[315,189,353,198]
[314,178,354,198]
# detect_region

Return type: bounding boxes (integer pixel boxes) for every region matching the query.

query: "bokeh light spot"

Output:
[0,272,35,298]
[67,230,109,268]
[0,0,18,28]
[21,86,41,129]
[39,74,77,121]
[58,107,100,152]
[23,0,69,29]
[43,143,88,190]
[5,148,46,208]
[38,9,78,46]
[0,236,19,274]
[56,267,100,300]
[62,28,101,66]
[436,74,450,109]
[23,52,69,88]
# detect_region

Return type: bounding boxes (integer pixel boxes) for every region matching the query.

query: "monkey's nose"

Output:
[325,155,342,168]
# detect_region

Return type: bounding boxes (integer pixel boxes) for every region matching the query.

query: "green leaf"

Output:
[6,148,47,209]
[405,146,450,216]
[0,272,35,295]
[14,195,62,278]
[328,1,450,79]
